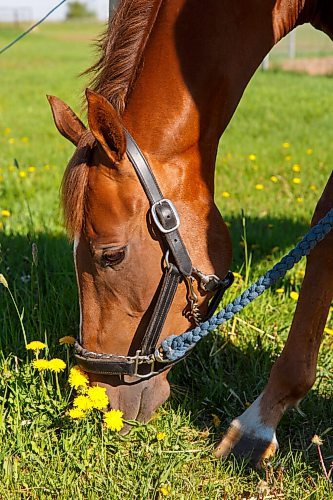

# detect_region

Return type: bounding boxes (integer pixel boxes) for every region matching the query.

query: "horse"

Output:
[48,0,333,464]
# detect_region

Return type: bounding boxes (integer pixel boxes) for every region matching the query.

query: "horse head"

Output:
[48,89,232,423]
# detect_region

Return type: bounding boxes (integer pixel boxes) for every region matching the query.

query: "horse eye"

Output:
[101,248,126,268]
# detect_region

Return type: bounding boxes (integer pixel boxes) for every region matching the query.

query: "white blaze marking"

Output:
[231,394,278,445]
[73,235,82,342]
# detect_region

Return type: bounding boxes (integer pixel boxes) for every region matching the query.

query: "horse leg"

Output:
[215,172,333,465]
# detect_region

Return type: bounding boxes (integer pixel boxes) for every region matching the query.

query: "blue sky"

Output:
[0,1,109,21]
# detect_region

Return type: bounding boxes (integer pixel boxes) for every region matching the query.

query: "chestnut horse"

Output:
[48,0,333,463]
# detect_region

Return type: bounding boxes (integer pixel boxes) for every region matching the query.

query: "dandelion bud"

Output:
[32,243,38,266]
[0,274,8,288]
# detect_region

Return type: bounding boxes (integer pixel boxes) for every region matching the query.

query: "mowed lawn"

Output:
[0,21,333,499]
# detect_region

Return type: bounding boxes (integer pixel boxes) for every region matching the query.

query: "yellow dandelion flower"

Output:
[4,127,11,135]
[8,165,16,172]
[292,177,301,184]
[8,138,15,144]
[310,185,317,192]
[296,197,303,203]
[67,407,87,420]
[48,358,66,373]
[248,154,256,161]
[21,137,29,143]
[324,327,333,335]
[43,164,50,170]
[270,176,278,183]
[285,155,292,161]
[19,171,27,178]
[0,274,9,288]
[306,148,313,155]
[26,341,46,351]
[68,366,89,390]
[104,409,124,431]
[221,191,230,198]
[276,288,284,294]
[59,336,75,345]
[311,434,323,446]
[159,485,172,497]
[212,414,221,427]
[1,210,11,217]
[290,291,299,301]
[73,395,94,411]
[156,431,166,441]
[87,386,109,410]
[282,142,290,149]
[255,184,264,190]
[28,166,36,173]
[292,164,301,173]
[32,359,50,371]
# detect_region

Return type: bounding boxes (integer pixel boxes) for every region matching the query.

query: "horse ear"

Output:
[86,88,126,163]
[47,95,86,146]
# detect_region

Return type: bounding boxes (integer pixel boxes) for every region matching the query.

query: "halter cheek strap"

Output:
[125,130,193,277]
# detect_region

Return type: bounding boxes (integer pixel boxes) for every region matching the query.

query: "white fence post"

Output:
[289,30,296,58]
[262,54,270,71]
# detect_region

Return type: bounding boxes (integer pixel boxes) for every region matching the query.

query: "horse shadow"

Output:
[0,231,77,357]
[1,217,332,471]
[167,330,333,470]
[217,212,310,269]
[0,214,309,355]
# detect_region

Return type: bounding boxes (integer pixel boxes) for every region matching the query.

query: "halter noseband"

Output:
[74,130,233,379]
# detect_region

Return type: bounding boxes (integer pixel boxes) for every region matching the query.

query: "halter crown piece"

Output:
[74,129,233,379]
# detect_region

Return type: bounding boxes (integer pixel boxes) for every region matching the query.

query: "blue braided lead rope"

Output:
[161,208,333,362]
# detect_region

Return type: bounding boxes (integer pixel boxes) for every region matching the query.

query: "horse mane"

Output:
[86,0,162,115]
[61,132,94,240]
[63,0,162,239]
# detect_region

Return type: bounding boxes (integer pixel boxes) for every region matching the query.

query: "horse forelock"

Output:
[85,0,162,115]
[61,131,95,240]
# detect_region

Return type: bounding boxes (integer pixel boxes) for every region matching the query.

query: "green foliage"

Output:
[0,21,332,498]
[66,1,96,20]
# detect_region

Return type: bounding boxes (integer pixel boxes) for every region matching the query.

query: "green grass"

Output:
[0,21,333,499]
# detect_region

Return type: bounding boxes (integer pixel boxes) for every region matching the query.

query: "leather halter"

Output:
[74,130,233,379]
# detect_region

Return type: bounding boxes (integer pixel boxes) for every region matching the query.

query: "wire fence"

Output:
[262,24,333,71]
[0,0,67,56]
[0,7,33,26]
[0,2,332,73]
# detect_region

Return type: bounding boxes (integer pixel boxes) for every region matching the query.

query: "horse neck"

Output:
[123,0,313,192]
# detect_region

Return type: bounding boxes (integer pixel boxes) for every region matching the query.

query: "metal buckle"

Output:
[153,348,170,364]
[132,350,156,378]
[151,199,180,234]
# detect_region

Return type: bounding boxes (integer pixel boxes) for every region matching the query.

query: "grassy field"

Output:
[0,21,333,499]
[271,24,333,60]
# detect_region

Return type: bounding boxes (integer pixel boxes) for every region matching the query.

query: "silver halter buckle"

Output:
[151,199,180,234]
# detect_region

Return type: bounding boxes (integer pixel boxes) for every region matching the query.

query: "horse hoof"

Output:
[214,422,278,466]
